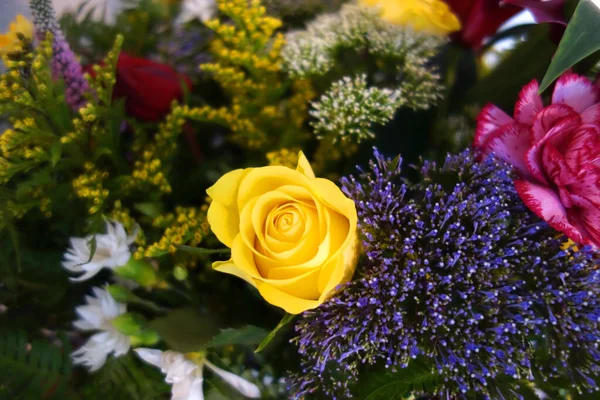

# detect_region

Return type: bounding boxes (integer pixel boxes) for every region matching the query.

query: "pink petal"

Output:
[526,113,582,184]
[474,104,513,149]
[514,80,543,125]
[514,180,585,244]
[581,103,600,124]
[566,168,600,209]
[564,125,600,170]
[541,144,577,186]
[552,73,599,113]
[576,207,600,248]
[531,104,579,142]
[483,123,532,176]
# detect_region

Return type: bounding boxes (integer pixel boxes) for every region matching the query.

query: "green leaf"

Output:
[133,202,164,218]
[539,0,600,92]
[464,25,555,110]
[50,142,62,167]
[255,313,295,353]
[74,235,97,269]
[176,245,231,256]
[148,308,222,353]
[203,325,268,349]
[356,359,440,400]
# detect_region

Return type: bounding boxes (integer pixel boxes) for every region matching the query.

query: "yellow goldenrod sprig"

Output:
[72,162,109,215]
[135,204,210,260]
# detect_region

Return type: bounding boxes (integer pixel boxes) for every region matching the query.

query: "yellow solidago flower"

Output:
[359,0,461,36]
[0,15,34,57]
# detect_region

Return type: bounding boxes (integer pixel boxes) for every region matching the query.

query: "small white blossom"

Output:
[62,221,137,281]
[72,287,130,372]
[135,349,260,400]
[178,0,217,24]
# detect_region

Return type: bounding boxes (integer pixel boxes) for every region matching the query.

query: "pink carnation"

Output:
[474,74,600,247]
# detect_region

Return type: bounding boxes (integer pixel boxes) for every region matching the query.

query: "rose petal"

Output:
[296,151,316,179]
[552,73,599,113]
[481,123,532,176]
[206,168,251,247]
[255,280,321,314]
[474,104,513,149]
[514,80,543,125]
[514,180,585,243]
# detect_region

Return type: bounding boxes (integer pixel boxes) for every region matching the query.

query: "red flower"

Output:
[444,0,521,49]
[474,74,600,247]
[445,0,566,49]
[87,53,192,121]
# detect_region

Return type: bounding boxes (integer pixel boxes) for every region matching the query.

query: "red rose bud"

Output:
[444,0,521,49]
[85,53,192,121]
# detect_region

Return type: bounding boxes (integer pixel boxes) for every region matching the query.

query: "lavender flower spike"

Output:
[30,0,89,111]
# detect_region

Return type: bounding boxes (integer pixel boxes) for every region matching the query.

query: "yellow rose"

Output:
[206,152,359,314]
[0,15,35,57]
[359,0,461,36]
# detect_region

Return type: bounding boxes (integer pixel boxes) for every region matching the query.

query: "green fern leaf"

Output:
[0,330,73,399]
[80,353,169,400]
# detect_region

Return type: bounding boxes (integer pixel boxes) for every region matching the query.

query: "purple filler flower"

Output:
[30,0,89,111]
[288,150,600,399]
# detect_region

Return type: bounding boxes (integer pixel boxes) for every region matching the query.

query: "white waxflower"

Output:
[178,0,217,23]
[71,287,130,372]
[62,221,137,281]
[135,349,260,400]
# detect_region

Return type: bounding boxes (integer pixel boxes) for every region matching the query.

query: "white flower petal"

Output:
[135,348,164,369]
[204,360,261,398]
[62,221,133,281]
[172,377,205,400]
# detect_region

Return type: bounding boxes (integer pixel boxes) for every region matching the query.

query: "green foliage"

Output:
[464,25,556,111]
[0,330,73,399]
[355,359,441,400]
[539,0,600,92]
[204,326,268,349]
[148,308,223,353]
[80,353,169,400]
[255,313,295,353]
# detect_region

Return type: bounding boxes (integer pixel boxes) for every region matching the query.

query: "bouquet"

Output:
[1,0,600,399]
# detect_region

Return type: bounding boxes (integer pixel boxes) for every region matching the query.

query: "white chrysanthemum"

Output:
[135,349,260,400]
[72,287,130,372]
[62,221,137,281]
[178,0,217,23]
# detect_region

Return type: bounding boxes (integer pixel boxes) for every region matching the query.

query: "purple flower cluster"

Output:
[30,0,89,111]
[288,150,600,399]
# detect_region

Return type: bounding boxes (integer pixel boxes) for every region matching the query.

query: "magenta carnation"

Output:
[474,73,600,248]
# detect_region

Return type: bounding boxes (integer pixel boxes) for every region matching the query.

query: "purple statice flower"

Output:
[288,149,600,399]
[30,0,89,111]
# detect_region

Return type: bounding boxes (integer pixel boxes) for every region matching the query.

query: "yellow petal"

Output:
[212,259,257,287]
[230,234,261,279]
[255,280,321,314]
[206,168,250,247]
[313,178,357,217]
[296,151,316,179]
[237,167,312,210]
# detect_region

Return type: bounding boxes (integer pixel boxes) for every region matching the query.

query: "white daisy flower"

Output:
[178,0,217,24]
[71,287,130,372]
[62,221,137,282]
[135,348,261,400]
